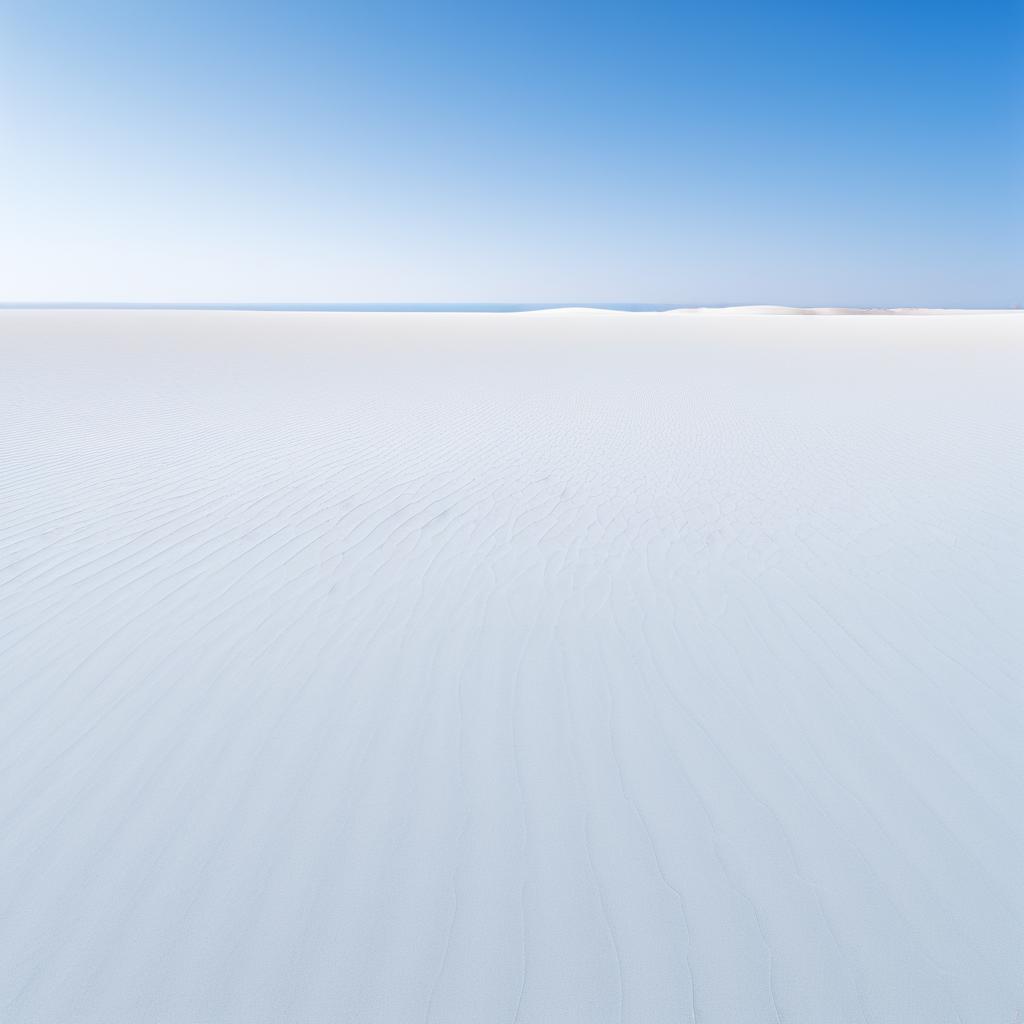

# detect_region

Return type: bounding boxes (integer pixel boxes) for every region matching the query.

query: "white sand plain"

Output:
[0,310,1020,1023]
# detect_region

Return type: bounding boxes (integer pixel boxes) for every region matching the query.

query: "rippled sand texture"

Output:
[1,311,1020,1024]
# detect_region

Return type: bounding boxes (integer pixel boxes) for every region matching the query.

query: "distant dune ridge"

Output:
[2,302,1020,315]
[0,310,1020,1024]
[666,305,1019,315]
[519,305,1020,316]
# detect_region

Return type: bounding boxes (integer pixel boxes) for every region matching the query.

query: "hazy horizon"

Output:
[2,301,1022,312]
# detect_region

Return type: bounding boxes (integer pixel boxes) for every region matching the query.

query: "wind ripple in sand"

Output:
[0,311,1021,1024]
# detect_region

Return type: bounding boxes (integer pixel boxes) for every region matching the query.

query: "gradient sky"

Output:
[2,0,1021,305]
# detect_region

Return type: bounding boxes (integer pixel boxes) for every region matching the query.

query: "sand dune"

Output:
[0,310,1020,1023]
[664,306,1019,315]
[519,305,1020,316]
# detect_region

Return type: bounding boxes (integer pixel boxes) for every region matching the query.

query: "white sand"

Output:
[0,310,1020,1023]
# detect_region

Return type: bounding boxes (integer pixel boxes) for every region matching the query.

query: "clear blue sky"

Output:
[2,0,1021,306]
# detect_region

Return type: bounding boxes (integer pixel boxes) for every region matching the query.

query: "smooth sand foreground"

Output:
[0,311,1020,1023]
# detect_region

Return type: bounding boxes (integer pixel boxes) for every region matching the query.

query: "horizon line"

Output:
[2,301,1021,314]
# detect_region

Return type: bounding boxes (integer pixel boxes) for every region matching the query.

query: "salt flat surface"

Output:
[0,310,1020,1024]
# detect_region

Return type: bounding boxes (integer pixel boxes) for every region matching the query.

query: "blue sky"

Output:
[1,1,1020,305]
